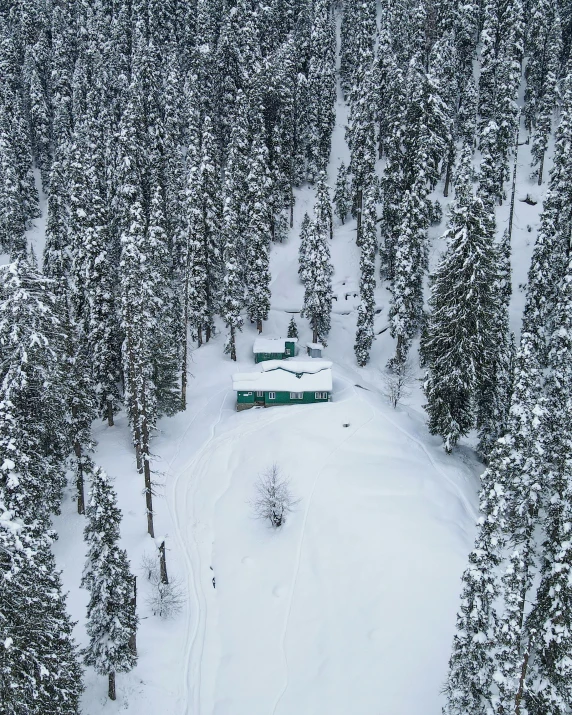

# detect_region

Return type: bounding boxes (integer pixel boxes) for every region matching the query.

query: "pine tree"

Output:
[525,2,562,184]
[298,212,312,283]
[442,463,504,714]
[478,0,524,204]
[287,315,298,338]
[0,259,69,523]
[306,0,336,178]
[423,148,498,451]
[246,121,272,333]
[334,161,351,224]
[354,183,377,366]
[301,191,333,345]
[82,468,137,701]
[388,175,428,367]
[0,503,83,713]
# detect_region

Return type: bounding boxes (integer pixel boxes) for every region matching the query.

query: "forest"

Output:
[1,0,572,712]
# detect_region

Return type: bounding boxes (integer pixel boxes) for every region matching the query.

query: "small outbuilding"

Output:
[253,337,298,363]
[233,359,333,411]
[306,342,323,358]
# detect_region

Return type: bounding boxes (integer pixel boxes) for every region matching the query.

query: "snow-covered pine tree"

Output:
[423,146,498,452]
[442,461,505,715]
[354,183,377,366]
[347,67,377,237]
[82,468,137,701]
[0,259,69,523]
[388,173,428,368]
[525,1,562,184]
[334,161,351,224]
[478,0,524,204]
[287,315,298,338]
[246,119,272,333]
[523,265,572,712]
[301,195,333,345]
[298,212,312,283]
[0,501,83,714]
[306,0,336,179]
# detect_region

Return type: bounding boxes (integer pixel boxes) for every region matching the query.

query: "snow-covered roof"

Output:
[232,362,332,392]
[252,337,298,353]
[306,342,323,349]
[259,359,332,374]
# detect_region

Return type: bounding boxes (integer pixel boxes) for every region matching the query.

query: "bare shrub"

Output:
[252,464,298,528]
[141,552,184,619]
[381,359,415,408]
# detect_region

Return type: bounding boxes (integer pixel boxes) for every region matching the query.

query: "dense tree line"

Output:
[0,0,571,709]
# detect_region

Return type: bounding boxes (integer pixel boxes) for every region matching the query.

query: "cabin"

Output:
[306,342,323,358]
[252,337,298,363]
[233,360,333,411]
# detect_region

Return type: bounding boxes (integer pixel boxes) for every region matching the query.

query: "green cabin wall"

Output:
[254,341,297,363]
[264,391,329,406]
[236,390,330,408]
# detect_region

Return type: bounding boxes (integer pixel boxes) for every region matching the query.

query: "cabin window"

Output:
[290,392,303,399]
[315,392,328,399]
[285,348,291,355]
[256,391,264,398]
[268,392,276,400]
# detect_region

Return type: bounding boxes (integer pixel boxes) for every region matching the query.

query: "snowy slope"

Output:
[41,18,559,715]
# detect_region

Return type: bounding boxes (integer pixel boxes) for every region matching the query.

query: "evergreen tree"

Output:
[334,161,351,224]
[298,212,311,283]
[0,259,69,523]
[287,315,298,338]
[354,183,377,366]
[388,174,428,367]
[478,0,524,204]
[301,194,333,345]
[82,468,137,701]
[525,3,562,184]
[246,121,272,333]
[306,0,336,178]
[524,266,572,711]
[423,148,498,452]
[0,503,83,714]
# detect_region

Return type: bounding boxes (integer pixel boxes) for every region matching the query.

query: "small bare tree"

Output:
[252,464,298,528]
[381,359,415,408]
[141,552,184,619]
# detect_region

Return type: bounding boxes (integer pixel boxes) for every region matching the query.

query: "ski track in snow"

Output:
[169,397,321,714]
[270,389,376,715]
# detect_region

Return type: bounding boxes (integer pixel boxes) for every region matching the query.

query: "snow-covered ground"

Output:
[37,21,556,715]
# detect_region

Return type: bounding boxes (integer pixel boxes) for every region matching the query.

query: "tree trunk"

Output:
[290,185,294,228]
[537,152,544,186]
[129,576,137,655]
[106,398,114,427]
[159,540,169,585]
[356,189,363,245]
[76,464,85,516]
[443,145,454,197]
[144,454,154,538]
[72,405,85,515]
[514,648,530,715]
[181,254,190,410]
[230,325,236,361]
[108,672,116,701]
[197,326,203,347]
[508,124,520,246]
[329,205,333,240]
[257,319,262,333]
[312,318,318,345]
[206,324,211,342]
[141,381,154,538]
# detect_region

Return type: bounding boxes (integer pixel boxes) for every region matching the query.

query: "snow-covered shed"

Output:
[233,359,332,411]
[252,337,297,363]
[306,342,323,358]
